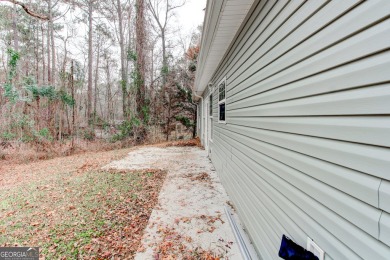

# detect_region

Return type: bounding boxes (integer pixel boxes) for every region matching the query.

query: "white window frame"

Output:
[209,91,213,118]
[208,91,213,142]
[218,77,227,124]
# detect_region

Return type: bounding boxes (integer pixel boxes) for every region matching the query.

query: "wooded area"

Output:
[0,0,200,157]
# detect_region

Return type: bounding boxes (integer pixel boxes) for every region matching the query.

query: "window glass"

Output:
[209,94,212,116]
[218,78,226,123]
[219,103,225,121]
[219,82,225,101]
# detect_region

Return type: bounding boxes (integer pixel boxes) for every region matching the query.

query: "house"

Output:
[194,0,390,259]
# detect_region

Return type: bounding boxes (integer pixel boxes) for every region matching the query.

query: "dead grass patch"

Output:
[158,138,202,148]
[0,145,139,189]
[0,167,166,259]
[0,139,127,164]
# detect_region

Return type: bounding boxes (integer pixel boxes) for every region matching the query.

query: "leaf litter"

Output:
[0,159,166,259]
[1,141,243,259]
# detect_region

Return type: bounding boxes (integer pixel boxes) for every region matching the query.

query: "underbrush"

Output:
[0,139,125,163]
[0,133,198,164]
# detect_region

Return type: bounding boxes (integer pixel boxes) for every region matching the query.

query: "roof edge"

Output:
[193,0,225,96]
[193,0,254,98]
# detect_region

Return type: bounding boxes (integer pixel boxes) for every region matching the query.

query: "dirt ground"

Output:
[104,146,243,259]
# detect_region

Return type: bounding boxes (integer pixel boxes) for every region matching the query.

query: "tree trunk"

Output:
[161,31,167,85]
[136,0,146,122]
[35,26,40,84]
[94,39,100,124]
[71,61,75,148]
[106,58,112,123]
[116,0,128,119]
[166,97,171,141]
[87,0,93,125]
[12,4,18,51]
[50,10,56,87]
[12,4,19,85]
[41,25,46,84]
[59,104,62,140]
[47,0,51,85]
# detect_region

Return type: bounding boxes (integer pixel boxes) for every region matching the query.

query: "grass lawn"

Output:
[0,168,166,259]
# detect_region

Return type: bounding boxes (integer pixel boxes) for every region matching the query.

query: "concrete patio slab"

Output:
[104,146,244,259]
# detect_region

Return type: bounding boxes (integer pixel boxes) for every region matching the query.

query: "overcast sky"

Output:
[176,0,206,35]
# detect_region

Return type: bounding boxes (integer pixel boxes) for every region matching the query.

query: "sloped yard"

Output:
[0,145,165,259]
[0,140,242,259]
[0,167,166,258]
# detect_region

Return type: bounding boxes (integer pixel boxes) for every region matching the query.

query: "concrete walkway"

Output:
[104,146,243,259]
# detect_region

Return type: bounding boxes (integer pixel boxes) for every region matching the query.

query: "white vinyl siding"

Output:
[204,0,390,259]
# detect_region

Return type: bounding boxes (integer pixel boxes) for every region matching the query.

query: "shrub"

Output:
[111,117,141,142]
[82,128,95,141]
[37,128,53,141]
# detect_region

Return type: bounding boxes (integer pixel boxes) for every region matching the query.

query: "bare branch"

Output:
[0,0,49,20]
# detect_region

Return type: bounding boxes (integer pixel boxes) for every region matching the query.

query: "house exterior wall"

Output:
[201,0,390,259]
[198,86,210,149]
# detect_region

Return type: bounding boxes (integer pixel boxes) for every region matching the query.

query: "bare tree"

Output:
[105,0,132,119]
[147,0,185,84]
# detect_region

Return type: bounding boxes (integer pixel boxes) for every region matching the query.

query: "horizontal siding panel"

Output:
[211,145,223,174]
[228,116,390,147]
[228,0,388,96]
[380,212,390,247]
[324,255,334,260]
[228,84,390,117]
[212,148,276,259]
[224,132,382,238]
[215,125,380,207]
[226,0,366,91]
[216,133,310,249]
[213,135,231,159]
[224,172,276,259]
[229,19,390,103]
[379,212,390,246]
[227,0,390,98]
[379,180,390,213]
[228,0,327,85]
[223,0,289,80]
[226,161,302,259]
[228,52,390,111]
[220,124,390,180]
[211,138,229,168]
[214,136,280,258]
[228,144,390,259]
[226,149,361,259]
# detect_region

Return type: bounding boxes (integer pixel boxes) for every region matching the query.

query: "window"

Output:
[218,78,226,123]
[209,94,213,116]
